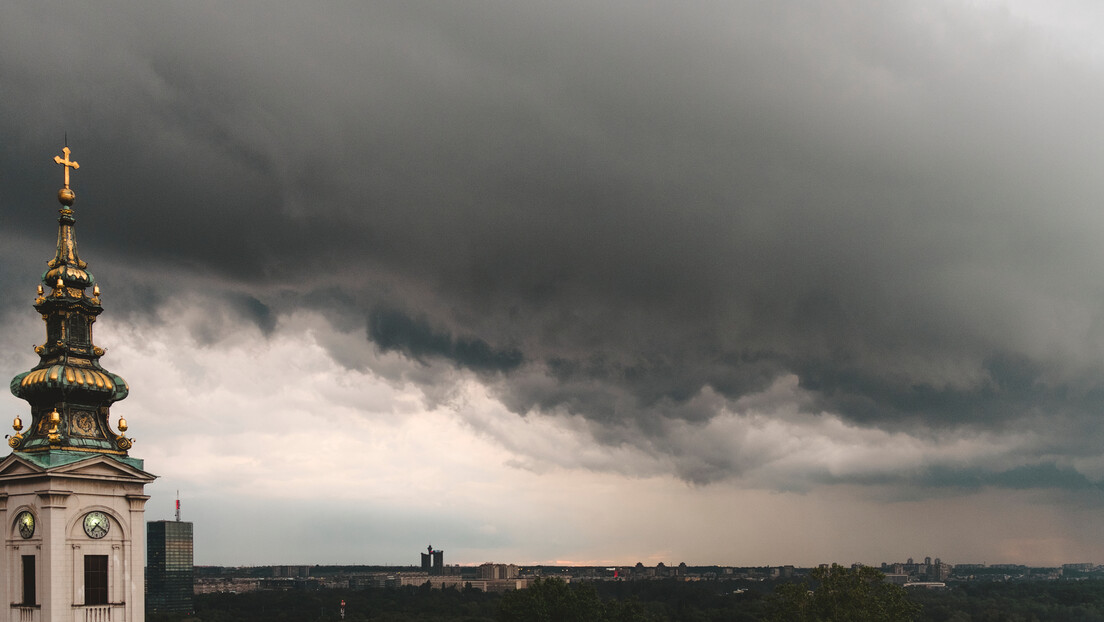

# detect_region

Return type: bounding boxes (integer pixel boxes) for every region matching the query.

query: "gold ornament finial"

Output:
[115,416,131,450]
[47,409,61,445]
[54,146,79,206]
[8,415,25,448]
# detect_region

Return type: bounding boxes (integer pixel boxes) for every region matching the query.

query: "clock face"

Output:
[16,511,34,539]
[83,511,109,539]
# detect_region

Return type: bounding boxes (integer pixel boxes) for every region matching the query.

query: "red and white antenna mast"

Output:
[175,491,181,522]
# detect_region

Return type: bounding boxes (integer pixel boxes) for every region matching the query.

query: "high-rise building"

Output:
[147,501,194,614]
[421,545,445,575]
[0,147,155,621]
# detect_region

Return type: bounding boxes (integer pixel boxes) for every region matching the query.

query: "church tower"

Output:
[0,147,155,621]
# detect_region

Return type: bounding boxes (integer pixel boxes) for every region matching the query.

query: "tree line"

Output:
[150,566,1104,621]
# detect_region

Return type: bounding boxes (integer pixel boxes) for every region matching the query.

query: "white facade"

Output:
[0,453,154,622]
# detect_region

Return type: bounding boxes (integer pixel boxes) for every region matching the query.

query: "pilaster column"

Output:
[111,543,122,606]
[36,489,71,621]
[126,494,149,622]
[71,544,82,606]
[0,492,8,619]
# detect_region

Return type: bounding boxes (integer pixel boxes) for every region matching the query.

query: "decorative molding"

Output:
[35,489,72,507]
[125,494,150,512]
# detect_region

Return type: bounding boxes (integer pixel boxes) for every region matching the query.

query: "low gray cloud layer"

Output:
[4,1,1104,493]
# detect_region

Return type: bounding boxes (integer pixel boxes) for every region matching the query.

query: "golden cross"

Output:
[53,147,79,189]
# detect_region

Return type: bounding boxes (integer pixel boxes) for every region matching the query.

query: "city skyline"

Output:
[4,1,1104,567]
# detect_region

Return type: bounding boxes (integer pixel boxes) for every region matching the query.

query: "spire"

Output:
[45,146,92,291]
[8,146,133,458]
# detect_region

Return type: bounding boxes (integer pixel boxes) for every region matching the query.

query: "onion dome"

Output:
[13,365,129,404]
[8,147,132,455]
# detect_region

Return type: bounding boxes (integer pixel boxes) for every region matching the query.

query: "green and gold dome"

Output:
[8,147,133,457]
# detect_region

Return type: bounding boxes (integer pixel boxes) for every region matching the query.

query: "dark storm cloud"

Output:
[5,1,1104,485]
[369,306,523,373]
[233,295,277,337]
[793,352,1104,428]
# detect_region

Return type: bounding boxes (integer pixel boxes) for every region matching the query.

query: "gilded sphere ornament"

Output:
[58,187,75,206]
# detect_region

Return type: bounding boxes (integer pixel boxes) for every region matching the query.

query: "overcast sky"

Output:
[5,0,1104,567]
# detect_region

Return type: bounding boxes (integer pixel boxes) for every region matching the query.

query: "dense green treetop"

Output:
[767,564,920,622]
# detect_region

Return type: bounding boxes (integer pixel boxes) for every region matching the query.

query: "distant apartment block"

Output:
[479,563,519,580]
[272,565,311,578]
[400,573,530,592]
